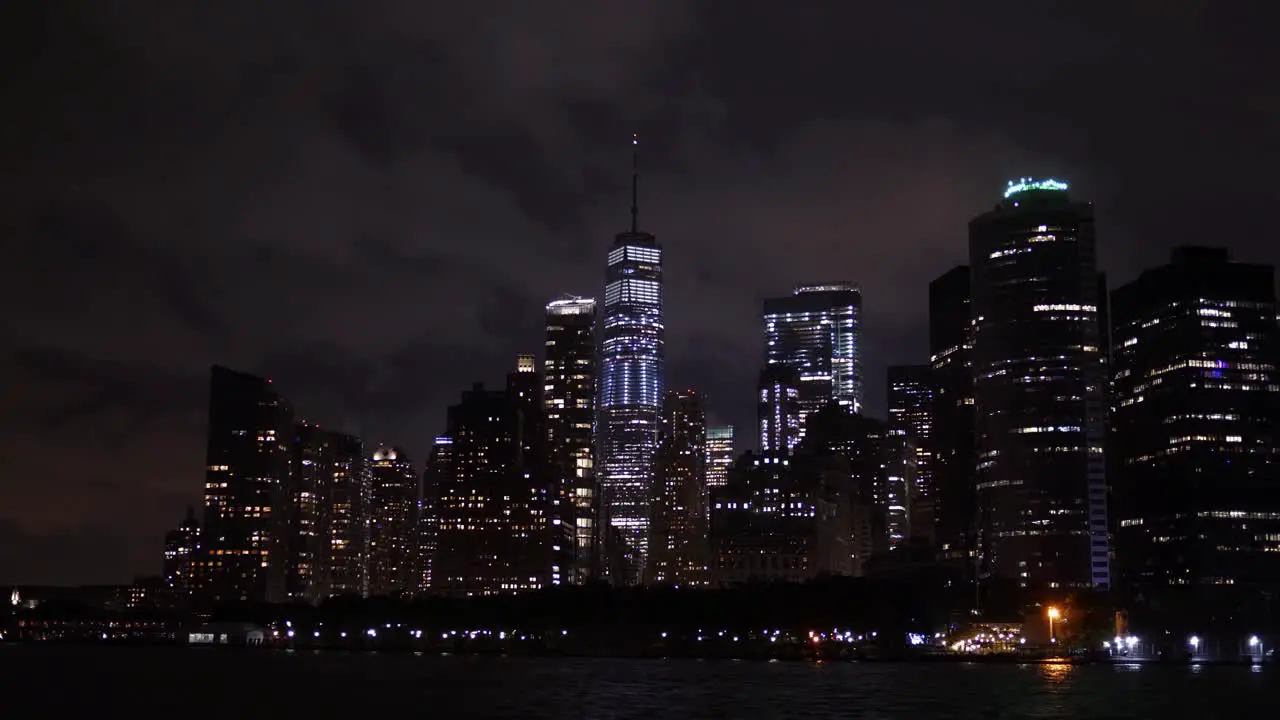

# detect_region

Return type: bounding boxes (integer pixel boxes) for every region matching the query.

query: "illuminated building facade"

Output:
[433,358,554,596]
[416,436,451,594]
[710,452,852,584]
[286,422,334,603]
[929,266,977,561]
[326,433,368,598]
[649,390,709,586]
[368,446,416,597]
[969,179,1111,592]
[196,365,293,604]
[888,364,934,543]
[705,426,735,490]
[763,283,863,441]
[599,142,664,584]
[544,297,598,583]
[758,366,801,456]
[1111,247,1280,592]
[163,507,200,597]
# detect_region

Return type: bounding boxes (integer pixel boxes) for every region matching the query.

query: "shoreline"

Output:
[3,640,1271,667]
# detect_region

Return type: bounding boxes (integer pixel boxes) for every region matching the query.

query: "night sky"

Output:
[3,1,1278,585]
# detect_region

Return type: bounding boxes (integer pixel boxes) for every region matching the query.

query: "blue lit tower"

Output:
[599,135,664,584]
[763,283,863,444]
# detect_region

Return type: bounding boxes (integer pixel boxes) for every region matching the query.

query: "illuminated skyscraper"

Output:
[599,136,664,583]
[1112,247,1280,595]
[327,433,368,598]
[287,422,335,603]
[704,426,735,490]
[888,365,934,543]
[929,266,976,562]
[368,446,416,597]
[433,358,554,596]
[544,297,598,583]
[195,365,293,604]
[416,436,451,594]
[969,178,1110,593]
[763,283,863,441]
[758,366,801,456]
[163,507,200,597]
[649,390,708,586]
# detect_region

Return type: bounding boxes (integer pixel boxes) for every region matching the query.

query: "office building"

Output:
[969,178,1110,593]
[544,297,598,583]
[195,365,293,604]
[162,507,200,597]
[416,436,451,594]
[368,446,416,597]
[598,137,664,583]
[433,358,554,596]
[888,364,934,542]
[649,390,709,586]
[705,426,735,490]
[929,266,976,561]
[327,433,368,598]
[1112,247,1280,593]
[758,366,801,456]
[763,283,863,441]
[286,422,334,603]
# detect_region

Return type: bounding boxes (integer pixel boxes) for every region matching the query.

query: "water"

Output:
[1,646,1272,718]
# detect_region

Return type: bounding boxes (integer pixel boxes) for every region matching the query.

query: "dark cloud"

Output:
[2,0,1279,583]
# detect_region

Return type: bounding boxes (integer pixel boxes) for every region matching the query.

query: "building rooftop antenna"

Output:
[630,133,640,234]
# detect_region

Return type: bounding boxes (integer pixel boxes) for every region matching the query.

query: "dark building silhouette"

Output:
[763,283,864,441]
[888,364,934,543]
[433,357,554,596]
[799,404,891,572]
[1111,247,1280,597]
[544,298,599,583]
[368,446,416,597]
[969,179,1111,595]
[163,507,200,598]
[648,389,708,586]
[758,365,802,456]
[929,266,977,564]
[195,366,293,604]
[326,433,367,598]
[287,422,334,604]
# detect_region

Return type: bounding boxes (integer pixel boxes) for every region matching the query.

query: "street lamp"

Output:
[1189,635,1201,657]
[1046,606,1061,643]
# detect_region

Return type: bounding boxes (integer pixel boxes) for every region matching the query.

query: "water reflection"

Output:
[1038,661,1074,683]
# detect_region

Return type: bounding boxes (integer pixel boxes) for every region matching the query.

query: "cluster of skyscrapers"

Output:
[157,172,1280,614]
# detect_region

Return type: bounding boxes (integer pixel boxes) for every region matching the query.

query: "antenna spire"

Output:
[630,133,639,233]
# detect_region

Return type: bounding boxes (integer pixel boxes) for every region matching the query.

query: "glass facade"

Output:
[599,231,664,583]
[1111,247,1280,593]
[969,181,1110,593]
[704,426,735,490]
[196,365,293,604]
[928,266,977,562]
[888,364,934,543]
[544,298,598,584]
[763,283,863,442]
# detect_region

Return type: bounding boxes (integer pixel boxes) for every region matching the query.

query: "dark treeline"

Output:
[211,573,978,635]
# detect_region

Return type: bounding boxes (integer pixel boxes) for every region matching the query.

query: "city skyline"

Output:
[5,2,1280,586]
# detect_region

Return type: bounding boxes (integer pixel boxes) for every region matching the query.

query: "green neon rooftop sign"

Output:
[1004,177,1069,198]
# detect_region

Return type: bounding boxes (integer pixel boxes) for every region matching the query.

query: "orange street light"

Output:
[1046,606,1061,642]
